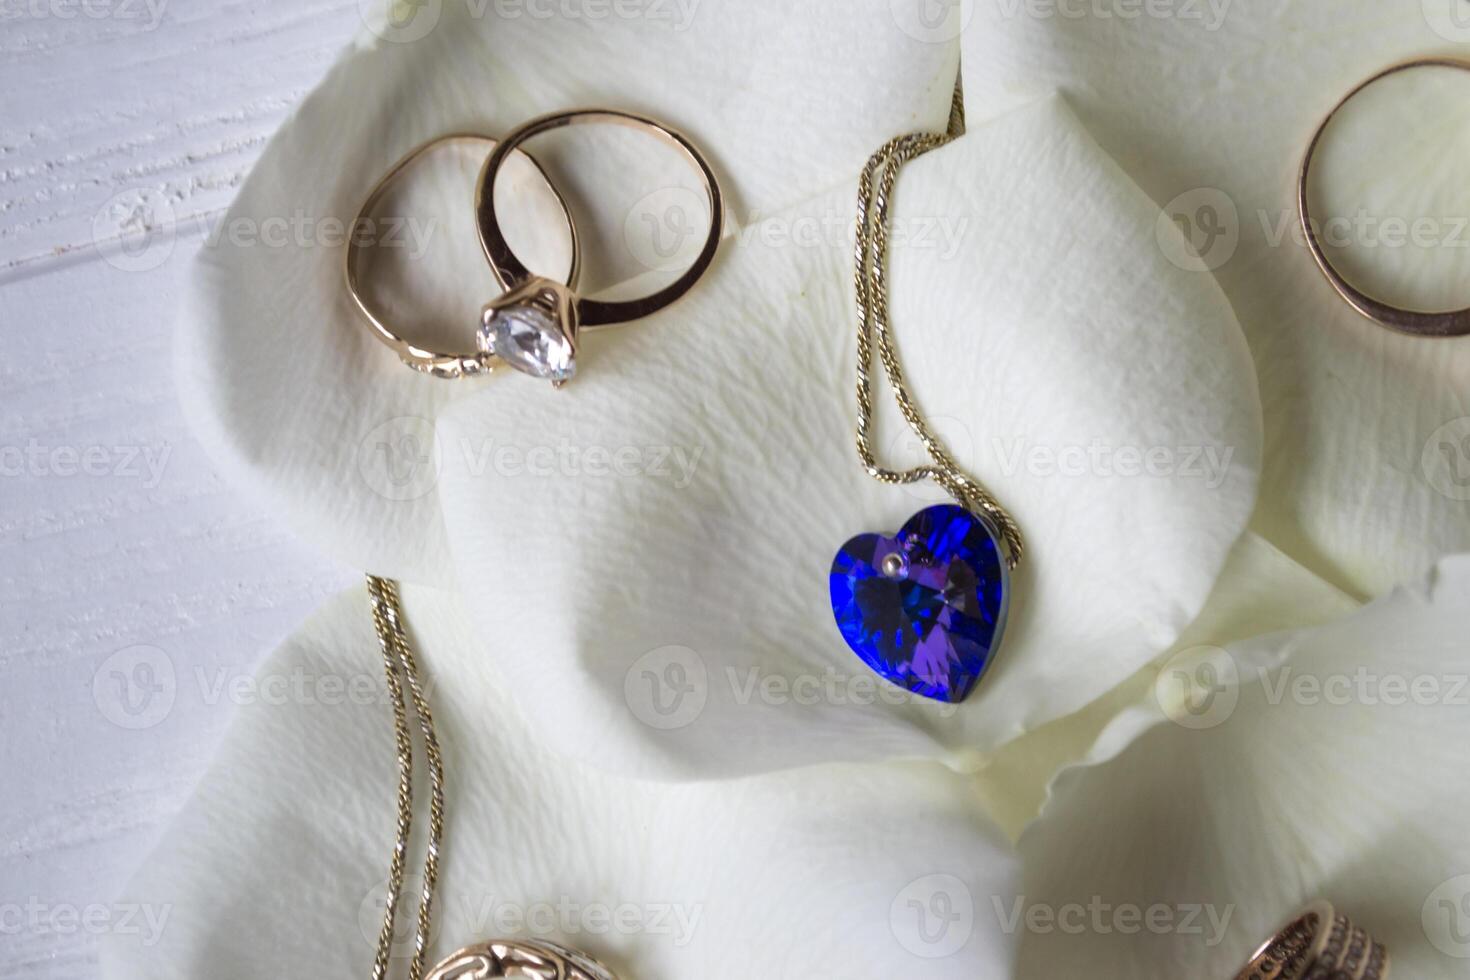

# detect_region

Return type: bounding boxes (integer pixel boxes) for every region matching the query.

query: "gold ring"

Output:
[345,133,580,379]
[475,108,725,385]
[1234,901,1390,980]
[1299,57,1470,337]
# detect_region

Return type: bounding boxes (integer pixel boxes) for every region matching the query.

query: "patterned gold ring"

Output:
[1235,902,1390,980]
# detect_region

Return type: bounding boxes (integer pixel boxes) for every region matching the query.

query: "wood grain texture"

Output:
[0,0,360,274]
[0,4,363,977]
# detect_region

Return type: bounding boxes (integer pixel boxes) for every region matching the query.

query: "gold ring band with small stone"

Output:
[345,133,581,380]
[1234,901,1390,980]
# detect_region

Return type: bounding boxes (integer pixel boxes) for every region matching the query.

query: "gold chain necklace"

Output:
[828,85,1023,705]
[365,578,617,980]
[367,576,445,980]
[851,89,1023,565]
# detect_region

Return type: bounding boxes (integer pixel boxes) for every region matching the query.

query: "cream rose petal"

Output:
[1006,553,1470,979]
[178,0,961,584]
[99,582,1020,980]
[963,1,1470,597]
[972,530,1361,841]
[431,97,1260,779]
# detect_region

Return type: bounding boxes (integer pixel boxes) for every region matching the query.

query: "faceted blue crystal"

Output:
[829,504,1009,703]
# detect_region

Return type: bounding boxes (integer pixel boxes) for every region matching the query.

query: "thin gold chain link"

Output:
[367,576,446,980]
[851,86,1023,568]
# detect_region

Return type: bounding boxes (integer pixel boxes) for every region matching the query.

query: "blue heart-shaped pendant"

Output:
[829,504,1010,704]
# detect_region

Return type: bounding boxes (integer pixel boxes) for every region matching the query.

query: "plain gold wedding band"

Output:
[1299,57,1470,337]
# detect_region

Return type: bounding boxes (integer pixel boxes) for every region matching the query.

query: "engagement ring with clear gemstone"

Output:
[348,110,723,384]
[473,108,725,386]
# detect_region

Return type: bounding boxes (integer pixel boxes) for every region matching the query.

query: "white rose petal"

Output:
[100,582,1021,980]
[1008,553,1470,978]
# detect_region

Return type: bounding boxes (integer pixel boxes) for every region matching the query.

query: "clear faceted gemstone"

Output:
[480,304,575,382]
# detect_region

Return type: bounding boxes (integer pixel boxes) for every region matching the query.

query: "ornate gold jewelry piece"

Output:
[1300,58,1470,337]
[474,108,725,386]
[347,135,580,379]
[1234,901,1390,980]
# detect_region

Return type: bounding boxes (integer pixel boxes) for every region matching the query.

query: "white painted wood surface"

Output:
[0,3,366,976]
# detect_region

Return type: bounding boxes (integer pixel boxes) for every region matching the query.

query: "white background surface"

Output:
[1,3,366,976]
